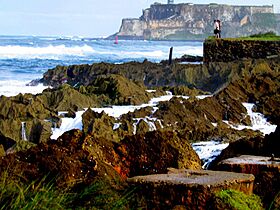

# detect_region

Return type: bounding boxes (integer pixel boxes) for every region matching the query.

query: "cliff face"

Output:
[116,3,279,40]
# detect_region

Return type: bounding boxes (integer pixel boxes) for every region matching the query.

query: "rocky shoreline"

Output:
[0,40,280,209]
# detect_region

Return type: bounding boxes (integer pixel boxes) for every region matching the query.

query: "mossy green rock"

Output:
[39,84,99,111]
[82,108,119,141]
[88,74,151,105]
[209,189,263,210]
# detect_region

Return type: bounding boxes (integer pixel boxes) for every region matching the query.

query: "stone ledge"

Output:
[128,169,254,209]
[203,39,280,63]
[217,155,280,174]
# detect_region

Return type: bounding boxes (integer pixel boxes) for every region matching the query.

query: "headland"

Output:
[112,2,280,40]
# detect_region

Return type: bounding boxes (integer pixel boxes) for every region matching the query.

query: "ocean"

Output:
[0,35,203,96]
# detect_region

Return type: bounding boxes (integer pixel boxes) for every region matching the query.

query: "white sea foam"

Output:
[0,80,51,97]
[51,92,176,139]
[0,42,203,61]
[192,141,229,168]
[0,45,95,59]
[51,92,214,139]
[224,102,277,135]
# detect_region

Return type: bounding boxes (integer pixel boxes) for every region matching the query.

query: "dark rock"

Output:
[0,131,16,151]
[87,74,152,105]
[0,129,122,187]
[82,109,118,141]
[39,84,99,111]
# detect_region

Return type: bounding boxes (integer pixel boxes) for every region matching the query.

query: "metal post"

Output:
[168,47,173,65]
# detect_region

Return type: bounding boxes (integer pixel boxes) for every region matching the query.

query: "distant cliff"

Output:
[114,3,279,40]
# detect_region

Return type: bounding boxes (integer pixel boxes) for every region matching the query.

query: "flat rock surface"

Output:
[128,169,255,186]
[219,155,280,166]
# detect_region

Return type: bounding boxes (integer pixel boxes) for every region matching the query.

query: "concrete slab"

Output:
[128,169,254,209]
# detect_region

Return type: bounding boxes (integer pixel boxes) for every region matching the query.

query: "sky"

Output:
[0,0,279,37]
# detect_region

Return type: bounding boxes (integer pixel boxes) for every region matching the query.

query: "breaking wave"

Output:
[0,45,96,59]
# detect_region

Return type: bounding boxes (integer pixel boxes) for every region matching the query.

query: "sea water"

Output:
[0,35,203,96]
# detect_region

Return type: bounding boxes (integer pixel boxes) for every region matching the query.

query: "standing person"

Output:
[217,19,221,38]
[214,19,221,38]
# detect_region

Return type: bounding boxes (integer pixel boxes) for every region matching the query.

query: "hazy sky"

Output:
[0,0,279,37]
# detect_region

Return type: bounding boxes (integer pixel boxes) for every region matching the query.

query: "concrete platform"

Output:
[217,155,280,175]
[128,169,254,209]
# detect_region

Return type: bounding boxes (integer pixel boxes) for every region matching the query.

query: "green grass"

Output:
[0,169,142,210]
[206,32,280,41]
[239,32,280,41]
[0,171,67,210]
[214,189,263,210]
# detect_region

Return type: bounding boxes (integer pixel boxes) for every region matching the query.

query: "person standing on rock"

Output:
[214,19,221,38]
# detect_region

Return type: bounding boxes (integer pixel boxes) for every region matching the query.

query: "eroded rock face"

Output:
[114,130,202,178]
[38,84,99,111]
[86,74,152,105]
[0,129,200,187]
[82,109,118,141]
[0,129,122,187]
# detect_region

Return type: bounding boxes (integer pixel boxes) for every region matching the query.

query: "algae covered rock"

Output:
[82,108,119,141]
[39,84,99,111]
[0,94,55,121]
[87,74,151,105]
[0,119,52,144]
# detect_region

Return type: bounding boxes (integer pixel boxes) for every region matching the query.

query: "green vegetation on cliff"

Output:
[206,32,280,41]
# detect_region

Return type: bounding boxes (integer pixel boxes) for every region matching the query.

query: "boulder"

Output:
[82,108,118,141]
[0,129,122,187]
[113,130,202,178]
[0,94,56,121]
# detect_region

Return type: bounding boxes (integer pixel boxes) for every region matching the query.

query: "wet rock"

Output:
[27,119,52,144]
[0,119,52,144]
[209,126,280,168]
[39,84,99,111]
[135,119,150,135]
[87,74,152,105]
[208,126,280,207]
[0,145,4,157]
[82,109,118,141]
[0,131,16,151]
[168,85,209,96]
[37,57,280,94]
[0,94,56,121]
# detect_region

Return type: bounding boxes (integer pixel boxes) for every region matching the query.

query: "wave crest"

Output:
[0,45,96,59]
